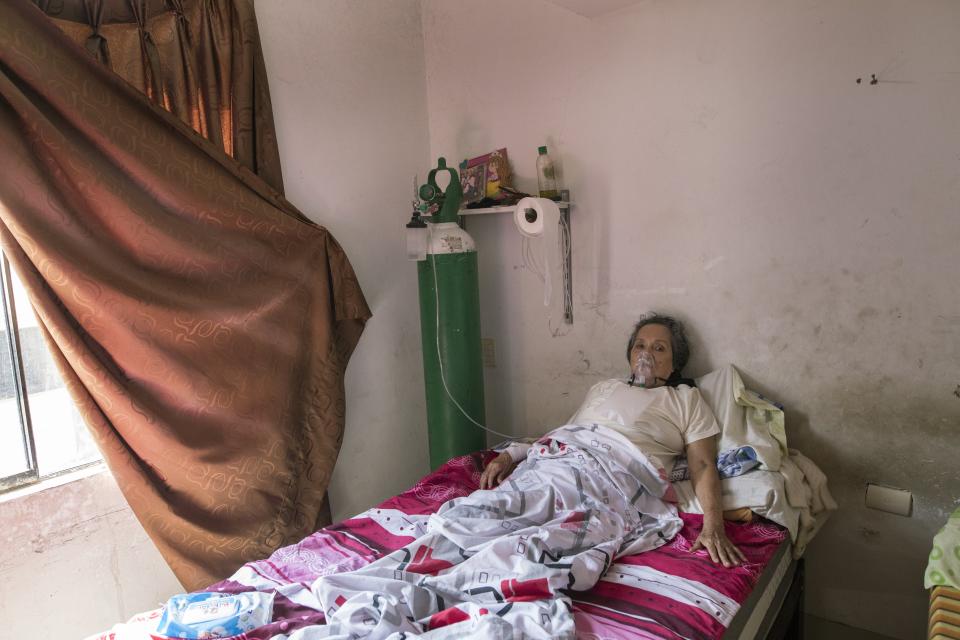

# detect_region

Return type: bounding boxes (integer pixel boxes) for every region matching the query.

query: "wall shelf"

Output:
[455,199,574,324]
[457,201,571,216]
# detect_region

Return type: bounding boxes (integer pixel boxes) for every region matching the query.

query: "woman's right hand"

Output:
[480,452,516,490]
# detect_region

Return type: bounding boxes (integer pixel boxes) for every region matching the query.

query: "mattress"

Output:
[571,511,788,639]
[88,451,790,640]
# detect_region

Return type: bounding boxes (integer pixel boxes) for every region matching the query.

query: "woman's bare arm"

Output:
[687,436,746,567]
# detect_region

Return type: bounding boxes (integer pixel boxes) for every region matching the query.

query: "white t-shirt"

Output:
[505,379,720,472]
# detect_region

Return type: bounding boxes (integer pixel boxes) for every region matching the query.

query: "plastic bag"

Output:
[155,591,274,639]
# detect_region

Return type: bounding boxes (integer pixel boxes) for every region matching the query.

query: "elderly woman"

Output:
[480,313,746,568]
[315,314,744,638]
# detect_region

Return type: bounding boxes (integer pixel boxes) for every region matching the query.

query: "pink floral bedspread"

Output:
[92,451,787,640]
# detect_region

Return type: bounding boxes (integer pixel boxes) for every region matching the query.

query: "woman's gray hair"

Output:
[625,313,691,374]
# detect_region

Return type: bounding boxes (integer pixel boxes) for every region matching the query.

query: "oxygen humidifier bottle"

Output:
[536,146,559,200]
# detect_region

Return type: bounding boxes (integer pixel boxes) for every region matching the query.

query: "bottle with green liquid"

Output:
[536,145,559,200]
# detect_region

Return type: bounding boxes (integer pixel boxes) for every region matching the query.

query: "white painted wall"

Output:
[421,1,960,638]
[254,0,432,521]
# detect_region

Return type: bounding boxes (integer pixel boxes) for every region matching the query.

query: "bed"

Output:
[91,449,805,640]
[92,365,830,639]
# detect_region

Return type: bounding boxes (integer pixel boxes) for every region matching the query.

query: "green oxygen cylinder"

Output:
[416,158,486,469]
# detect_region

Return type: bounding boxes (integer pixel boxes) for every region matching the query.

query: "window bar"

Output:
[0,253,39,491]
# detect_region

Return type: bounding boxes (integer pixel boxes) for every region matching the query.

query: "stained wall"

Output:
[421,1,960,637]
[0,470,182,638]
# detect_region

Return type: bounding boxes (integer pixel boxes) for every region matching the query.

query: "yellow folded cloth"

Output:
[930,586,960,639]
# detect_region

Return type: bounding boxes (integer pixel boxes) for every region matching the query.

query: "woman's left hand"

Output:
[691,522,747,568]
[479,452,517,490]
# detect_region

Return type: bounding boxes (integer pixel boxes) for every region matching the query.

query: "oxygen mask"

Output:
[631,351,657,388]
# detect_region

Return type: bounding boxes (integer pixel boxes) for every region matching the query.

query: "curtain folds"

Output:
[33,0,285,193]
[0,1,371,589]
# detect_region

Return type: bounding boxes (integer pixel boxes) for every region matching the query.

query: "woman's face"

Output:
[629,323,674,387]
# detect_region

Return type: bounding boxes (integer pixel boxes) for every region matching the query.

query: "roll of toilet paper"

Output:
[513,197,561,238]
[514,197,562,307]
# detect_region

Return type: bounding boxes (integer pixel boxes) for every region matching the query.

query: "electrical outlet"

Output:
[865,483,912,517]
[481,338,496,368]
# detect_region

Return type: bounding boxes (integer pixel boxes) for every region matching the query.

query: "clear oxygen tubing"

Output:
[428,223,514,440]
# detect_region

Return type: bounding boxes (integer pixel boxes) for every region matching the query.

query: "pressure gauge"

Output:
[418,183,440,203]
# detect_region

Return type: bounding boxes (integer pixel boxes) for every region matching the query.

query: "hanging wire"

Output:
[428,225,514,440]
[559,212,572,320]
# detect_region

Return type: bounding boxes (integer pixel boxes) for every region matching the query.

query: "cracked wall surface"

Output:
[422,1,960,637]
[0,471,181,638]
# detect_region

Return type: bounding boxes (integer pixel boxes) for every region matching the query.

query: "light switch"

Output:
[481,338,496,368]
[865,483,912,517]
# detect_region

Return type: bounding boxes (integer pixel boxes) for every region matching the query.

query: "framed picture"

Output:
[460,162,486,204]
[460,148,512,204]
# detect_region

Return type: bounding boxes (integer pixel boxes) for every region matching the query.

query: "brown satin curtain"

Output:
[33,0,284,193]
[0,1,371,590]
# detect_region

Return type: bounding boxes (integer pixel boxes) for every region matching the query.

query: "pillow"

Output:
[695,364,788,472]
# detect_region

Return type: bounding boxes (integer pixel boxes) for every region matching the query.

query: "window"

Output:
[1,253,100,492]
